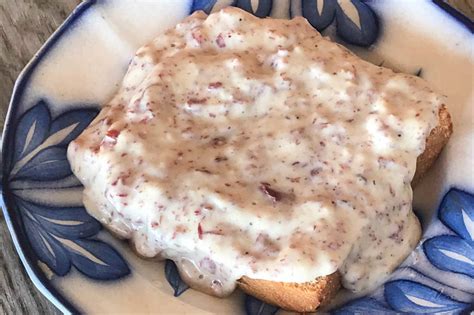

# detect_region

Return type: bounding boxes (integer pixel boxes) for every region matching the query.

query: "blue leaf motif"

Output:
[35,214,99,240]
[9,103,98,182]
[192,0,238,14]
[49,108,98,147]
[6,100,130,283]
[17,198,101,239]
[335,0,379,46]
[384,280,469,313]
[302,0,338,30]
[237,0,272,18]
[15,197,129,280]
[14,147,71,181]
[289,0,302,18]
[423,235,474,277]
[333,297,395,314]
[439,188,474,242]
[244,295,279,315]
[189,0,379,47]
[165,259,189,296]
[22,211,72,276]
[69,239,130,280]
[191,0,217,14]
[12,100,51,163]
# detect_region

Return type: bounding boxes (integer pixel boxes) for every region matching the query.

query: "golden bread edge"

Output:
[413,105,453,185]
[237,105,453,312]
[99,106,452,313]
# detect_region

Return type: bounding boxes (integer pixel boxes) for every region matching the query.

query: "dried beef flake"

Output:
[198,223,203,239]
[106,129,120,139]
[216,34,226,48]
[259,182,283,202]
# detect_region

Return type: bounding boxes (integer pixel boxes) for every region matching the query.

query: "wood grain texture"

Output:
[445,0,474,18]
[0,1,79,314]
[0,1,471,315]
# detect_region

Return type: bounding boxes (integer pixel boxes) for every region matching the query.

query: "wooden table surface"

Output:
[0,1,79,313]
[0,1,471,314]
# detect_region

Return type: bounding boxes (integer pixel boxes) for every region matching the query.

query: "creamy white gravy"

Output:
[67,8,442,296]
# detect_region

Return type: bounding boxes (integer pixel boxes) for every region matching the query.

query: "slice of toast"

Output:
[413,105,453,185]
[122,105,452,313]
[237,105,452,313]
[239,272,341,313]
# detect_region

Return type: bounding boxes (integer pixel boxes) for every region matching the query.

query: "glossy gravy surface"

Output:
[68,8,442,296]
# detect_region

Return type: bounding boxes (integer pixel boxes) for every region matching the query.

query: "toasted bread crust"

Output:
[413,105,453,185]
[103,106,452,312]
[238,273,341,312]
[237,106,453,312]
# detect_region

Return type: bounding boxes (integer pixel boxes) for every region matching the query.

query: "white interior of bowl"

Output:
[6,0,473,313]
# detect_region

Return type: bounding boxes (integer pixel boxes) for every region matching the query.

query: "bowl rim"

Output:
[1,2,96,313]
[0,1,471,314]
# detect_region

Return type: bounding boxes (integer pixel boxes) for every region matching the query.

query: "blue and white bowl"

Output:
[1,1,473,313]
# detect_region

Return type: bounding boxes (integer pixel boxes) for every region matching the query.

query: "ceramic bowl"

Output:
[1,1,473,313]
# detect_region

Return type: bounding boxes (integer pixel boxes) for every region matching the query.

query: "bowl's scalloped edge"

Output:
[0,1,472,314]
[1,1,97,314]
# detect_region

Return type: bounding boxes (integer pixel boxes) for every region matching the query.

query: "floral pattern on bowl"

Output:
[192,0,379,46]
[335,188,473,314]
[5,100,130,280]
[1,0,473,314]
